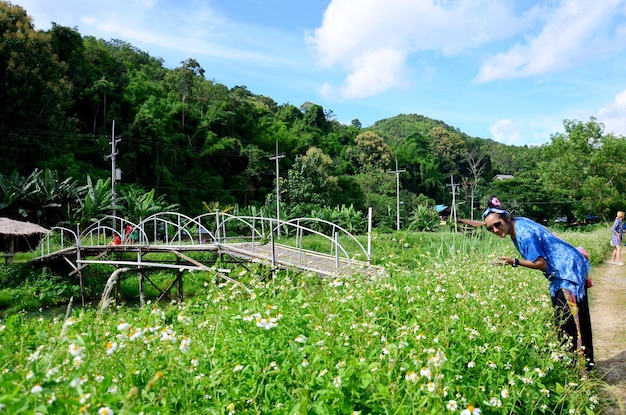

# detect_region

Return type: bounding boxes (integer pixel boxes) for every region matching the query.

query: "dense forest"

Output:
[2,1,626,232]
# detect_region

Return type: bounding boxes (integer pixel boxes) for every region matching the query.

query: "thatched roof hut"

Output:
[0,218,50,263]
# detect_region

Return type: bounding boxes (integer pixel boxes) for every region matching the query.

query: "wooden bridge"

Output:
[32,212,385,306]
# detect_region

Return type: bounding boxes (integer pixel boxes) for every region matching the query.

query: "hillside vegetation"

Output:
[2,1,626,231]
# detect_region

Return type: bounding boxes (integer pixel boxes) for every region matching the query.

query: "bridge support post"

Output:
[78,270,86,308]
[177,270,184,303]
[367,207,372,264]
[139,271,145,308]
[334,232,339,271]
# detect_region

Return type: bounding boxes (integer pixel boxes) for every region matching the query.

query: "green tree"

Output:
[165,58,205,132]
[344,131,394,173]
[484,177,562,223]
[539,117,626,220]
[284,147,339,212]
[427,126,467,175]
[353,168,396,228]
[0,2,72,174]
[393,132,443,200]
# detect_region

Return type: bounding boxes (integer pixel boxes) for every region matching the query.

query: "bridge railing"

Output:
[197,212,370,264]
[38,226,80,257]
[35,212,371,264]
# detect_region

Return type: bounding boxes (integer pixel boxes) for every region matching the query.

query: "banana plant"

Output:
[119,186,179,223]
[23,169,80,226]
[0,170,37,219]
[75,176,114,227]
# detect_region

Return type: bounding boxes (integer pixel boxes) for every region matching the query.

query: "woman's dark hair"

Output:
[486,195,502,209]
[482,194,512,221]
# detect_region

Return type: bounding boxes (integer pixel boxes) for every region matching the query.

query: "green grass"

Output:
[0,227,613,413]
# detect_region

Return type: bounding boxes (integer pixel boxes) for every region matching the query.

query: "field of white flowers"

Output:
[0,229,610,414]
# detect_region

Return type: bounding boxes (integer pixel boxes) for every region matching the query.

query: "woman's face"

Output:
[484,213,511,238]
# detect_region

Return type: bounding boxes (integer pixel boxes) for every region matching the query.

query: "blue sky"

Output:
[15,0,626,146]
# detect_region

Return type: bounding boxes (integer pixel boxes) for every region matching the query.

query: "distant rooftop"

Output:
[493,174,514,181]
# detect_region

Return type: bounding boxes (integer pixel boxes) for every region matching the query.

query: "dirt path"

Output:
[591,262,626,414]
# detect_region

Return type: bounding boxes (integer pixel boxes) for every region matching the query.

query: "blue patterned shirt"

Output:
[511,217,590,300]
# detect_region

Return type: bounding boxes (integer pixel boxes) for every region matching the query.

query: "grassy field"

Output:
[0,226,613,414]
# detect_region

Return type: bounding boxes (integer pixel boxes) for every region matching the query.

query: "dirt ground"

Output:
[591,261,626,414]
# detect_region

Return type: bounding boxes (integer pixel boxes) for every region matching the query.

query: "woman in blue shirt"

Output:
[482,195,594,371]
[610,211,624,265]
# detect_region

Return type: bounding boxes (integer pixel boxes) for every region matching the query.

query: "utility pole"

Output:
[269,141,285,236]
[389,158,406,231]
[446,175,458,232]
[105,120,121,231]
[469,181,476,221]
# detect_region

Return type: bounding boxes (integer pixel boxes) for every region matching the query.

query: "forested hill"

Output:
[2,0,626,229]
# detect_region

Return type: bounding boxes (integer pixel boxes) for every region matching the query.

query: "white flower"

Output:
[98,407,114,415]
[233,364,244,372]
[460,405,481,415]
[160,327,177,342]
[333,376,342,388]
[256,316,278,330]
[329,278,343,287]
[105,342,118,355]
[45,367,59,379]
[31,384,43,394]
[177,314,189,323]
[489,397,502,407]
[179,337,191,353]
[64,317,78,326]
[129,328,143,341]
[117,322,131,331]
[68,343,82,357]
[446,400,458,411]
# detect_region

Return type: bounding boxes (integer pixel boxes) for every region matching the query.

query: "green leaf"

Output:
[360,373,372,388]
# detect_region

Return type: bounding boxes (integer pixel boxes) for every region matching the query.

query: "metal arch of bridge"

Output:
[34,212,384,304]
[36,211,373,264]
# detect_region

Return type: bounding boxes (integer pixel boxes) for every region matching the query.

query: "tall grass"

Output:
[0,227,613,413]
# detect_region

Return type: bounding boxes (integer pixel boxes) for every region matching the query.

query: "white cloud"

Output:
[18,0,297,66]
[308,0,521,99]
[339,49,406,99]
[489,116,566,146]
[597,89,626,137]
[489,120,520,145]
[310,0,626,99]
[475,0,626,82]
